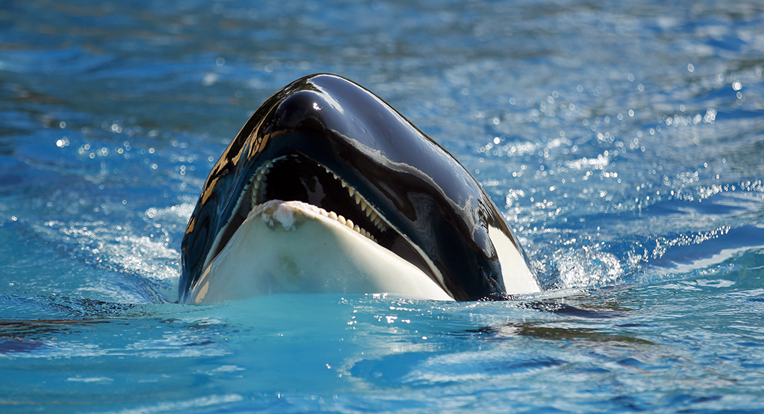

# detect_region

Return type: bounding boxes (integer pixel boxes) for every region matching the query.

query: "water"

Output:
[0,0,762,412]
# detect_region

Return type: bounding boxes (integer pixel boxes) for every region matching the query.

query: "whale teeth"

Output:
[318,163,389,236]
[374,216,387,232]
[249,159,277,208]
[309,206,377,243]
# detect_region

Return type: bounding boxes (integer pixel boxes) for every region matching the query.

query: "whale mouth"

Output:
[252,154,388,243]
[202,153,439,286]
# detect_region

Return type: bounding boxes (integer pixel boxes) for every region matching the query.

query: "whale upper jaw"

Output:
[186,200,454,304]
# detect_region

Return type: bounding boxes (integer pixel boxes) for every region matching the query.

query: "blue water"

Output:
[0,0,762,412]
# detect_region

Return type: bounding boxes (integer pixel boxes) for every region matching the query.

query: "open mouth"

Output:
[251,154,388,242]
[203,153,438,284]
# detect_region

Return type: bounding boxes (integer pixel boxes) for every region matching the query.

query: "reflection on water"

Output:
[474,323,655,345]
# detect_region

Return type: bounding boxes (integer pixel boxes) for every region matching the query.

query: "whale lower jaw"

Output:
[184,200,454,304]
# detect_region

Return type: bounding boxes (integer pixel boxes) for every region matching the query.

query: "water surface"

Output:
[0,0,762,412]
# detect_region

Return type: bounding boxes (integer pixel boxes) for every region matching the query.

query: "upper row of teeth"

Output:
[322,166,387,233]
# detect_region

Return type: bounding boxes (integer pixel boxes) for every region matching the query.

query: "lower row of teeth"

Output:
[303,202,377,242]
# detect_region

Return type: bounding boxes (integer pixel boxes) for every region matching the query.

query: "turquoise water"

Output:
[0,0,763,412]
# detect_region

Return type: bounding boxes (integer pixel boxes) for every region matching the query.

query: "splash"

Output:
[552,246,624,289]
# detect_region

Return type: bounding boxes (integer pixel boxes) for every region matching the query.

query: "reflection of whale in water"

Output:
[179,74,540,304]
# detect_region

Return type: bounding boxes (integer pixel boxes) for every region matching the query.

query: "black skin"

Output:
[179,74,533,302]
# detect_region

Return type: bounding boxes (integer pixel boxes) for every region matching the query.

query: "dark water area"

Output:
[0,0,762,412]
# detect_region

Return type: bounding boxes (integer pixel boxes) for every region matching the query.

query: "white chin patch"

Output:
[185,200,454,304]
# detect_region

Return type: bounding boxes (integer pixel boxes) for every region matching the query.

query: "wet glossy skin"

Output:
[180,74,534,302]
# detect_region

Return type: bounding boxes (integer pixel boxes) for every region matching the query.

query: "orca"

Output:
[179,74,540,304]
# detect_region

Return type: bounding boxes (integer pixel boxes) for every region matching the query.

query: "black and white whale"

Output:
[179,74,540,304]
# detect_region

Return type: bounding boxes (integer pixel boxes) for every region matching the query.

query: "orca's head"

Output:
[180,74,539,302]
